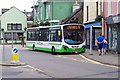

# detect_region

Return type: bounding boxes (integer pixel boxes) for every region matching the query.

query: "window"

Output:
[108,26,117,50]
[46,4,50,19]
[96,2,98,17]
[86,6,89,21]
[108,0,112,16]
[118,1,120,14]
[27,27,62,42]
[7,24,12,30]
[40,30,49,41]
[40,7,42,20]
[17,24,22,30]
[4,32,23,40]
[27,29,36,41]
[7,23,22,30]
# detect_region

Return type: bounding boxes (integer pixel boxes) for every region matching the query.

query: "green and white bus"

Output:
[26,24,86,54]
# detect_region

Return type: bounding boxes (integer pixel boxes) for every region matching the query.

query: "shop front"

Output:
[106,14,120,53]
[84,22,102,50]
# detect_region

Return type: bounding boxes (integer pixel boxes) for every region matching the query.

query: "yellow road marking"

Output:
[71,58,78,61]
[56,55,88,63]
[79,54,120,69]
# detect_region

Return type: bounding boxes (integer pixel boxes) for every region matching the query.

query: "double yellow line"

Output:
[79,54,120,69]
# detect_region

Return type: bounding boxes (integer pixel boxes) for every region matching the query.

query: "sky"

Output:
[0,0,38,15]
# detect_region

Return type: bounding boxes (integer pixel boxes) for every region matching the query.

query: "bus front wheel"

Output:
[51,47,57,55]
[32,45,35,50]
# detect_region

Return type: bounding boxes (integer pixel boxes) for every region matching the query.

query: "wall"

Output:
[38,1,74,24]
[84,0,101,23]
[52,2,74,21]
[0,15,1,44]
[111,0,118,16]
[103,1,108,38]
[0,7,27,44]
[1,7,27,32]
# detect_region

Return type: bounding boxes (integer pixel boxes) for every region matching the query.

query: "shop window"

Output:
[108,26,117,50]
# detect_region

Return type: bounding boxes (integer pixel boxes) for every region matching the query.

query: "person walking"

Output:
[102,35,107,55]
[96,33,104,56]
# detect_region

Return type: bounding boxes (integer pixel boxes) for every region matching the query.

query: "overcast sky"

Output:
[0,0,38,15]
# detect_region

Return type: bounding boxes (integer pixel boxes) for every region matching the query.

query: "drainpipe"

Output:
[100,0,104,35]
[33,0,36,22]
[51,1,53,25]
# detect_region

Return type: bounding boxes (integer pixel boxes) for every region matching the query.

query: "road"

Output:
[0,45,119,78]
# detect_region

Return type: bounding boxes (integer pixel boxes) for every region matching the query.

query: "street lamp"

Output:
[1,28,5,62]
[21,27,26,47]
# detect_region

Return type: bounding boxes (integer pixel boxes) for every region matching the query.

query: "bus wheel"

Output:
[32,44,35,50]
[52,47,57,55]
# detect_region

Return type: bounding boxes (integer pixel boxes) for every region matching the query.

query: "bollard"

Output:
[11,47,19,63]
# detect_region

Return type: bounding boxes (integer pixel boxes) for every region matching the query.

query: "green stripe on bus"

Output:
[26,46,86,53]
[49,43,61,45]
[26,46,32,48]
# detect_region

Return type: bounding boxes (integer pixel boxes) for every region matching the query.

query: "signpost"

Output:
[11,47,19,63]
[90,27,93,55]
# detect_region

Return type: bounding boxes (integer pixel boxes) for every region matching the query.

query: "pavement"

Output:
[0,62,26,66]
[82,49,120,67]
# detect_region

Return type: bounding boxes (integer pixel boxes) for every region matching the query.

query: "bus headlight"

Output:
[63,45,69,50]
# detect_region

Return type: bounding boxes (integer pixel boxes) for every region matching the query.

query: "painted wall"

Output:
[103,1,108,38]
[1,7,27,32]
[0,15,1,44]
[103,0,119,38]
[103,1,108,18]
[111,0,118,16]
[0,7,27,44]
[37,1,74,24]
[52,2,73,21]
[83,0,101,23]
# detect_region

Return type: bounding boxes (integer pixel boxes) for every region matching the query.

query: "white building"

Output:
[0,6,27,44]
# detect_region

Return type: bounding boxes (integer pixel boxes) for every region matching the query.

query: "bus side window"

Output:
[57,30,62,42]
[53,35,56,41]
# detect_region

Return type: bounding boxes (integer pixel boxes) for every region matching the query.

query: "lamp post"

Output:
[2,28,5,62]
[89,27,93,55]
[11,31,13,48]
[22,27,26,47]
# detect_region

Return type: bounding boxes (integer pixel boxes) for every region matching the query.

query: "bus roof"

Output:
[27,24,84,29]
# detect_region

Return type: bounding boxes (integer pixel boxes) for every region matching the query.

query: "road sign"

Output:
[11,47,19,63]
[12,47,18,54]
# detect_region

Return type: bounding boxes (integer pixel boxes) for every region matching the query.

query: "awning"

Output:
[106,14,120,24]
[84,22,101,29]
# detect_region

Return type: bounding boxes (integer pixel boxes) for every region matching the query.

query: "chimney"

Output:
[73,0,80,12]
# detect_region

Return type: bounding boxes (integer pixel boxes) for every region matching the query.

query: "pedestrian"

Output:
[102,35,107,55]
[96,33,104,56]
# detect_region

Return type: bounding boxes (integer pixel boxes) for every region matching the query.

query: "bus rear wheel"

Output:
[51,47,57,55]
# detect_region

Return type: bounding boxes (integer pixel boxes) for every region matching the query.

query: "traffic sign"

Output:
[12,47,18,54]
[11,47,19,63]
